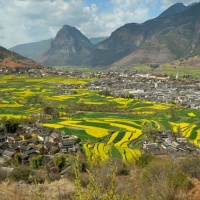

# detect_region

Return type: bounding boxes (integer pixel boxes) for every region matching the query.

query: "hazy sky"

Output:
[0,0,195,48]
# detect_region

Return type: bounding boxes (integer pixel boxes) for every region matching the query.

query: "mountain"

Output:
[10,38,53,60]
[158,3,188,18]
[36,2,200,68]
[89,36,108,45]
[0,46,45,69]
[38,25,94,66]
[89,2,200,68]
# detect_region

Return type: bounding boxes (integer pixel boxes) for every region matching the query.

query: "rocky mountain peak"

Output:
[158,3,188,18]
[38,25,94,66]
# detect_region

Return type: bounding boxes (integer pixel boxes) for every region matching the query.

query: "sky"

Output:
[0,0,196,48]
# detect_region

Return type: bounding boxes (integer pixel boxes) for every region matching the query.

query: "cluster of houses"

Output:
[45,70,200,109]
[86,72,200,108]
[142,130,199,159]
[3,65,200,109]
[0,124,80,167]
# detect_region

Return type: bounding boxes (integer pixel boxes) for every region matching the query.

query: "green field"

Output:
[1,74,200,164]
[132,65,200,78]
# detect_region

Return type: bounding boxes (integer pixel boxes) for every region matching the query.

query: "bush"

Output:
[136,154,156,168]
[71,157,138,200]
[14,153,22,165]
[47,172,61,182]
[8,167,33,183]
[4,118,19,133]
[8,167,45,184]
[0,168,7,182]
[139,158,193,199]
[117,168,129,176]
[54,154,68,172]
[29,155,42,169]
[180,156,200,180]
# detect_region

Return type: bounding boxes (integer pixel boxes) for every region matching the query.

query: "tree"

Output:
[54,154,68,171]
[180,156,200,180]
[136,154,156,168]
[14,153,22,165]
[139,158,193,199]
[26,94,42,105]
[29,155,43,169]
[150,63,160,69]
[43,106,59,119]
[8,167,33,183]
[43,106,54,115]
[4,118,19,133]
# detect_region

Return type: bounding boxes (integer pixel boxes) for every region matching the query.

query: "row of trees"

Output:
[13,153,69,171]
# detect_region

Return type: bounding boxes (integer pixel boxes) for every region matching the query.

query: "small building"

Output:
[176,137,187,143]
[59,138,80,153]
[49,132,60,143]
[2,149,16,161]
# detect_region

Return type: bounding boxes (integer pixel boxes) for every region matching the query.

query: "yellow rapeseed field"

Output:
[0,114,24,119]
[107,131,119,144]
[43,123,65,129]
[115,146,141,164]
[169,122,196,138]
[114,132,132,147]
[114,131,141,147]
[110,122,142,134]
[188,112,196,117]
[59,120,109,137]
[94,143,110,161]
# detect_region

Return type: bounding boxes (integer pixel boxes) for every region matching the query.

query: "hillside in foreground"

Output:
[0,46,45,69]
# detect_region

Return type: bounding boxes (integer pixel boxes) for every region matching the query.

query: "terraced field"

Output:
[1,75,200,164]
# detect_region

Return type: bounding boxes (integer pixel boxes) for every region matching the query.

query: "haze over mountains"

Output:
[7,2,200,68]
[10,39,53,60]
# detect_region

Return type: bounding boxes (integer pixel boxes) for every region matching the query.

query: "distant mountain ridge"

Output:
[158,3,189,17]
[10,38,53,60]
[8,2,200,68]
[89,37,109,45]
[37,25,94,66]
[10,37,108,60]
[87,2,200,68]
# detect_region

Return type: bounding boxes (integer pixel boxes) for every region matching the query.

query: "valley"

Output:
[1,1,200,199]
[0,73,199,165]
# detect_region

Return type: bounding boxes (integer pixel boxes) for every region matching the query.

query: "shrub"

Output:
[4,118,19,133]
[180,156,200,180]
[139,158,193,199]
[117,168,129,176]
[14,153,22,165]
[136,154,156,168]
[54,154,69,172]
[70,157,137,200]
[47,172,61,182]
[0,168,7,182]
[29,155,43,169]
[8,167,33,183]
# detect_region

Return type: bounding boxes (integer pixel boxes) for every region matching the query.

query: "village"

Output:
[0,124,80,174]
[24,68,200,109]
[87,71,200,109]
[0,120,199,173]
[1,66,200,110]
[0,67,200,172]
[142,129,199,160]
[23,68,200,109]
